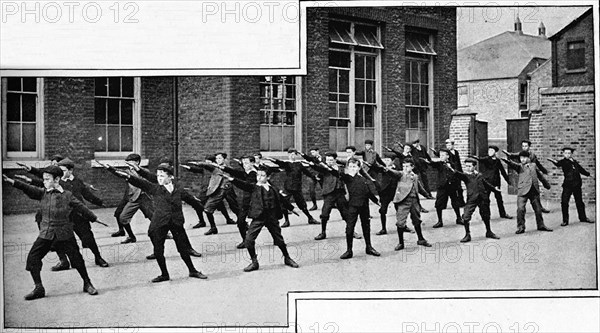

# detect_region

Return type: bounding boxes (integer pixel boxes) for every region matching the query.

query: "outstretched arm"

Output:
[536,169,551,190]
[137,167,158,183]
[500,157,520,171]
[220,165,247,179]
[225,174,255,193]
[265,157,288,169]
[546,158,559,167]
[574,160,591,177]
[498,160,510,184]
[417,177,433,198]
[429,147,440,157]
[4,175,45,201]
[181,189,205,212]
[534,158,548,175]
[482,177,501,193]
[180,164,205,174]
[189,162,217,172]
[122,173,159,195]
[80,181,104,207]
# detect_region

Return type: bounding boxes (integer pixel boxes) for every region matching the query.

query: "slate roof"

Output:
[458,31,550,81]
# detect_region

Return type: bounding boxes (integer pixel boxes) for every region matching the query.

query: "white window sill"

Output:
[2,160,50,170]
[2,159,149,170]
[91,159,149,168]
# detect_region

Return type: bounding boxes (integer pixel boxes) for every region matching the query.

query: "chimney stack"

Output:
[538,21,546,37]
[514,15,523,34]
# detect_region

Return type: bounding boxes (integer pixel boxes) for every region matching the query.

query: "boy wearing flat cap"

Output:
[17,158,108,269]
[265,148,319,227]
[503,140,550,213]
[110,163,208,282]
[422,148,463,228]
[501,151,552,234]
[225,166,299,272]
[411,139,433,197]
[305,151,350,240]
[56,158,109,267]
[363,139,384,178]
[3,166,105,300]
[385,158,433,250]
[125,158,204,258]
[369,151,403,235]
[102,153,154,244]
[547,147,594,225]
[454,158,501,242]
[467,146,512,219]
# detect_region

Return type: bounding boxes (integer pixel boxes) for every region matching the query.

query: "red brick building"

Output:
[530,7,595,203]
[2,6,457,214]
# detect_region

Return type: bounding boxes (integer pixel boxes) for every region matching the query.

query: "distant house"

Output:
[548,8,594,87]
[457,17,550,149]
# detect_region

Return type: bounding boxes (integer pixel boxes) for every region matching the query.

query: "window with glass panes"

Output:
[566,41,585,70]
[328,20,382,152]
[328,49,351,152]
[519,82,528,110]
[94,77,136,153]
[405,59,430,145]
[3,77,42,158]
[405,31,435,147]
[259,76,298,151]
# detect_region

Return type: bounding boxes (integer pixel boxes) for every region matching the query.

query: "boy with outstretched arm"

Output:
[385,159,434,250]
[304,152,350,240]
[547,147,595,226]
[337,158,381,259]
[422,149,463,228]
[501,151,553,234]
[109,163,208,282]
[454,158,501,243]
[225,166,300,272]
[3,166,105,300]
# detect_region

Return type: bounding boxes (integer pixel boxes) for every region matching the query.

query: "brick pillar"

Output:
[449,110,476,168]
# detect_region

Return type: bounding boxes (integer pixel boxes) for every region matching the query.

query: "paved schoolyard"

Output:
[2,189,597,328]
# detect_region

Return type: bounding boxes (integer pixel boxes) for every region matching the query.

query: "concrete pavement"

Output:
[2,189,597,327]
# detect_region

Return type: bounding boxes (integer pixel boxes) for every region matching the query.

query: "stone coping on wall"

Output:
[540,85,594,95]
[451,108,478,116]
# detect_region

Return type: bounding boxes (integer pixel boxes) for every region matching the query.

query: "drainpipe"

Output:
[172,76,179,177]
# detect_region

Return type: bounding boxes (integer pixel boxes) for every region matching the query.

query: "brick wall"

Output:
[552,10,594,87]
[303,8,330,151]
[430,8,458,147]
[229,77,262,157]
[3,77,175,214]
[141,77,175,169]
[176,77,232,194]
[531,85,595,203]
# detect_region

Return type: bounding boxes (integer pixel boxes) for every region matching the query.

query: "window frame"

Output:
[93,77,142,159]
[259,76,303,152]
[1,77,45,160]
[458,85,469,107]
[405,52,435,149]
[565,39,586,72]
[328,19,383,153]
[519,81,528,111]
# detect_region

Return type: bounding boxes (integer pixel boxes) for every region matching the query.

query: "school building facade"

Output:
[2,6,458,214]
